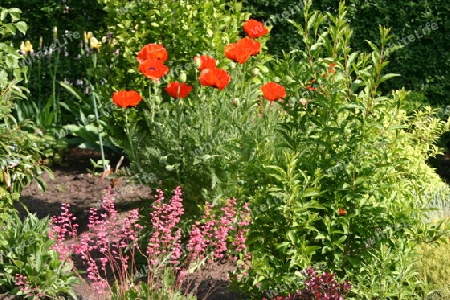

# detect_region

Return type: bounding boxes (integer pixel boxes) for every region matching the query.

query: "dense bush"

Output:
[0,7,49,205]
[232,1,450,297]
[93,0,278,212]
[416,238,450,298]
[241,0,450,104]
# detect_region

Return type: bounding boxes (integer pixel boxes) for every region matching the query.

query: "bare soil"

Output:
[18,147,243,300]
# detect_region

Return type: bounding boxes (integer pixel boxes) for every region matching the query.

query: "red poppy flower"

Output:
[199,68,230,90]
[338,208,347,215]
[225,43,250,64]
[165,82,193,99]
[306,85,317,91]
[138,59,169,81]
[137,44,168,63]
[243,19,269,38]
[225,38,260,64]
[194,55,217,70]
[112,90,143,108]
[261,82,286,101]
[237,37,261,56]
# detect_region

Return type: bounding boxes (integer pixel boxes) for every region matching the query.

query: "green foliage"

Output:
[2,0,106,122]
[241,0,450,104]
[0,7,51,204]
[95,0,278,212]
[1,0,108,162]
[416,238,450,298]
[0,212,79,298]
[234,1,450,297]
[97,0,249,92]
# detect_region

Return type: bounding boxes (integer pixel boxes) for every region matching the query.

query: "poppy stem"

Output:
[149,83,154,123]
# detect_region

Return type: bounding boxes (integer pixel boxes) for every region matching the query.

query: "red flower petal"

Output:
[165,82,193,98]
[224,43,251,64]
[137,44,168,63]
[261,82,286,101]
[243,19,269,38]
[138,59,169,81]
[194,55,217,71]
[112,90,143,108]
[237,37,260,56]
[199,68,230,90]
[338,208,347,215]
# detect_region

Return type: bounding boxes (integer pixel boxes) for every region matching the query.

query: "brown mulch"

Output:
[17,147,244,300]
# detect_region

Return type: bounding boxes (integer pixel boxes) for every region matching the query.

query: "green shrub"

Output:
[0,7,50,205]
[416,238,450,298]
[241,0,450,105]
[233,1,450,297]
[0,212,79,298]
[93,0,280,212]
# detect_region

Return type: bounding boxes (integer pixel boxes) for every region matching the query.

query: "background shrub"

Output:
[241,0,450,104]
[1,0,106,122]
[0,7,49,204]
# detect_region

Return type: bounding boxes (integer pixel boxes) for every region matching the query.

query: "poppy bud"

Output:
[53,26,58,40]
[194,57,202,68]
[179,71,187,83]
[273,77,280,83]
[251,68,259,77]
[232,98,240,107]
[229,61,236,69]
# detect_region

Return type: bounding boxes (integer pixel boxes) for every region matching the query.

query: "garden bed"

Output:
[18,148,241,300]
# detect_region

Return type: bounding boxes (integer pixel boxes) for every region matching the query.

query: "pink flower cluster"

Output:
[15,274,44,298]
[146,187,184,268]
[49,185,252,295]
[186,198,252,277]
[50,188,143,294]
[49,203,79,262]
[15,274,29,292]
